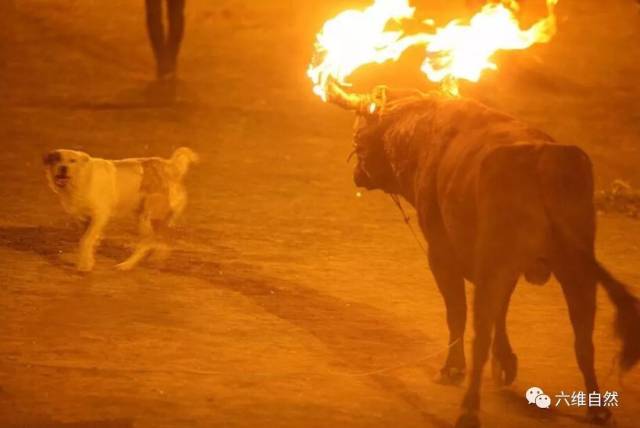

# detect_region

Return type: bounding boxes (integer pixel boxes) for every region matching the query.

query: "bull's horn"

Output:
[326,81,387,115]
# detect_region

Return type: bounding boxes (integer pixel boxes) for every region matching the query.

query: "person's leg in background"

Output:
[145,0,167,79]
[166,0,186,78]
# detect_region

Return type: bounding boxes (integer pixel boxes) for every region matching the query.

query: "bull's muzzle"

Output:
[353,164,375,189]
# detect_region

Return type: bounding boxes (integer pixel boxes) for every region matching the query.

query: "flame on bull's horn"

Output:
[308,0,559,101]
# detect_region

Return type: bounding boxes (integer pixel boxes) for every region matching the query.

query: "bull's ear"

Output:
[42,151,61,165]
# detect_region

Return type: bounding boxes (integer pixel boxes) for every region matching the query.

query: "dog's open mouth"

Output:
[54,175,70,187]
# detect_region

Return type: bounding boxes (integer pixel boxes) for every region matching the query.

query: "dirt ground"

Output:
[1,1,640,427]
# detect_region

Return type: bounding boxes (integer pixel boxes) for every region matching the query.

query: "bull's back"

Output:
[469,143,595,282]
[536,144,596,256]
[413,97,596,281]
[468,144,550,278]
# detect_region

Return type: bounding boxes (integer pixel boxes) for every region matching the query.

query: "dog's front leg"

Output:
[77,214,108,272]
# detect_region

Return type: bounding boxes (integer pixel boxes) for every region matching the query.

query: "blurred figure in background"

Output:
[145,0,186,80]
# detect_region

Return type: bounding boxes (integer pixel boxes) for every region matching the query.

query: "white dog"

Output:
[43,147,198,271]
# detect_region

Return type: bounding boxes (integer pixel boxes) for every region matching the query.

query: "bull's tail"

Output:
[595,263,640,371]
[170,147,199,178]
[538,144,640,371]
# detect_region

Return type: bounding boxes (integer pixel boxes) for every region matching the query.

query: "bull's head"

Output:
[327,82,420,194]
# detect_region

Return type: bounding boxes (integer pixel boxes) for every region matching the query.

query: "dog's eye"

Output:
[69,159,77,163]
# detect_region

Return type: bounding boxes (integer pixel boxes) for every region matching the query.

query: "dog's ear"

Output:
[43,151,61,166]
[79,152,91,163]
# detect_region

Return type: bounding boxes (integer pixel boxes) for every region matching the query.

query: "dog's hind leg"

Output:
[115,215,155,271]
[115,241,154,271]
[167,186,187,227]
[116,194,171,271]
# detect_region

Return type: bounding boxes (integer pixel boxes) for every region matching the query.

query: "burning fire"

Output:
[306,0,425,100]
[308,0,559,98]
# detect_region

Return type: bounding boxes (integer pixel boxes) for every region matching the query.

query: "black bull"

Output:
[349,90,640,427]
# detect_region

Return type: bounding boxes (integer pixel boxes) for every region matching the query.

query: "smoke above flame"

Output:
[308,0,558,98]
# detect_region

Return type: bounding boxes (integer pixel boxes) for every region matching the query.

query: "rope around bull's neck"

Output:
[389,193,428,257]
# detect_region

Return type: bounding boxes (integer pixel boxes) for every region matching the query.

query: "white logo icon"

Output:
[526,386,544,404]
[526,386,550,409]
[535,394,552,409]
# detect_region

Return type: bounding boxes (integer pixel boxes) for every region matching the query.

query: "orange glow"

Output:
[307,0,423,100]
[308,0,559,98]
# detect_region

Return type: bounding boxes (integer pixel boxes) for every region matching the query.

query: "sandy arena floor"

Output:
[1,1,640,427]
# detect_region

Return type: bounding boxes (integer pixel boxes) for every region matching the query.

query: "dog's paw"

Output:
[115,260,136,271]
[58,252,76,266]
[148,244,171,263]
[76,258,95,272]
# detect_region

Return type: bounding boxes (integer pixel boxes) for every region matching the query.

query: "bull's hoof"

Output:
[434,367,466,385]
[491,352,517,386]
[454,411,480,428]
[587,407,613,426]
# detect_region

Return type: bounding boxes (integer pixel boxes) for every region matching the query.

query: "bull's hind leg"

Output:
[456,270,517,428]
[429,248,467,385]
[555,258,612,425]
[491,280,518,386]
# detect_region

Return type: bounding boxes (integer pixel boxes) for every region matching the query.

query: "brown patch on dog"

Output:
[43,151,61,165]
[140,160,169,194]
[140,160,172,224]
[144,193,171,222]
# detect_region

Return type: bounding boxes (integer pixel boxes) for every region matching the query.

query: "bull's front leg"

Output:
[429,248,467,385]
[455,270,518,428]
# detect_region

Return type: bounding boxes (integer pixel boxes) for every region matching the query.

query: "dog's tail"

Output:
[170,147,199,178]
